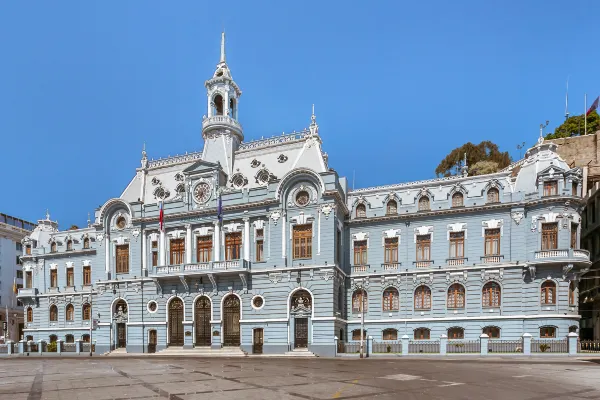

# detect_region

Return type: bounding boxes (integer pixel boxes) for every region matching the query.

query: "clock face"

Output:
[193,182,212,204]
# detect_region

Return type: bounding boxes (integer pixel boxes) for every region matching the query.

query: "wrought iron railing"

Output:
[447,340,480,353]
[579,340,600,353]
[487,340,523,353]
[373,341,402,353]
[531,339,568,353]
[408,340,440,354]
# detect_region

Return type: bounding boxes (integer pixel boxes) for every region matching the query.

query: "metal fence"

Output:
[62,343,78,353]
[487,340,523,353]
[28,342,38,353]
[579,340,600,353]
[373,341,402,353]
[408,340,440,354]
[0,344,9,354]
[338,342,362,353]
[447,340,480,353]
[531,339,568,353]
[82,343,95,353]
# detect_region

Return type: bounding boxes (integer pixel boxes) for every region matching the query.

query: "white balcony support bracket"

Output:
[179,276,189,293]
[239,273,248,293]
[151,278,163,296]
[208,273,217,295]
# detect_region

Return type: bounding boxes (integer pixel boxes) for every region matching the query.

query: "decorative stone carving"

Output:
[277,154,288,163]
[113,304,128,323]
[269,272,281,284]
[250,159,261,168]
[511,212,524,225]
[131,229,140,240]
[151,177,161,186]
[270,211,281,225]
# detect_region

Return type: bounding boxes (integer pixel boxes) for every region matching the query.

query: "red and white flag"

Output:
[587,96,599,116]
[159,201,164,231]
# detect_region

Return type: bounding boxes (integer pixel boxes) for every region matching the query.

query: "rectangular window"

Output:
[25,271,32,288]
[225,232,242,261]
[196,236,212,262]
[449,231,464,258]
[152,252,158,267]
[255,229,264,262]
[50,269,57,288]
[151,240,157,249]
[16,243,22,251]
[16,270,23,279]
[336,229,342,265]
[484,229,500,255]
[169,238,185,265]
[540,327,556,338]
[543,181,558,196]
[83,266,91,286]
[116,245,129,274]
[26,245,31,255]
[416,234,431,261]
[66,267,74,287]
[292,224,312,259]
[541,223,558,250]
[353,240,368,265]
[16,255,21,265]
[572,182,578,196]
[384,237,399,263]
[571,223,578,249]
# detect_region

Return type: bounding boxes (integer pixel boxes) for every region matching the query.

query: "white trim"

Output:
[346,314,580,324]
[23,327,96,331]
[251,294,265,310]
[110,297,130,323]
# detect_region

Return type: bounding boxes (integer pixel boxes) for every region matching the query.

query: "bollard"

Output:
[334,336,338,357]
[480,334,489,356]
[18,340,25,354]
[367,336,373,358]
[440,334,448,355]
[522,333,532,356]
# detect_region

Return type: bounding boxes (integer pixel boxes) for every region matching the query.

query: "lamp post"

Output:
[352,281,366,358]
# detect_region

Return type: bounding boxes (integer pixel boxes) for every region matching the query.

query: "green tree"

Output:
[435,141,512,177]
[69,225,79,230]
[545,111,599,139]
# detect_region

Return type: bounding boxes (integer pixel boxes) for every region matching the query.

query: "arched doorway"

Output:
[222,295,240,346]
[113,299,128,349]
[195,296,211,346]
[168,298,184,346]
[291,289,312,349]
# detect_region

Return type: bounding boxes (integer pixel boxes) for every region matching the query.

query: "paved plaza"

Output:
[2,357,600,400]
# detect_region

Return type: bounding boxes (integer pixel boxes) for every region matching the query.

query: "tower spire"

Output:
[309,104,319,136]
[220,31,226,64]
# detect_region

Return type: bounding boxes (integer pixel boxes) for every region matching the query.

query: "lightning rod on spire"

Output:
[220,31,226,64]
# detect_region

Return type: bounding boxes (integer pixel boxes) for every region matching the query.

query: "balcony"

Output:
[446,257,468,266]
[352,265,370,274]
[533,248,590,262]
[414,260,434,268]
[151,259,249,277]
[202,115,243,135]
[381,262,402,271]
[17,288,38,297]
[481,255,504,264]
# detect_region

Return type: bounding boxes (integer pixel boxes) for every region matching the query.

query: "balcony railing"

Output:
[534,248,590,261]
[202,115,242,131]
[446,257,467,266]
[481,255,504,264]
[381,262,401,271]
[352,265,369,273]
[414,260,434,268]
[152,259,249,276]
[17,288,38,297]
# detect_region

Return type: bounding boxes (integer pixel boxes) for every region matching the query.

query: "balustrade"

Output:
[413,260,434,268]
[152,260,248,275]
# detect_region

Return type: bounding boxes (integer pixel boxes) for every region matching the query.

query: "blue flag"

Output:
[217,194,223,223]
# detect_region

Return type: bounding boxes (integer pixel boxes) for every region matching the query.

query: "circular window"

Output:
[116,216,127,230]
[257,170,270,185]
[231,174,246,188]
[252,295,264,310]
[296,190,310,206]
[147,301,157,313]
[193,182,212,204]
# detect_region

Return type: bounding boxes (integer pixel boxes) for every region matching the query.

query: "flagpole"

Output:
[585,93,588,135]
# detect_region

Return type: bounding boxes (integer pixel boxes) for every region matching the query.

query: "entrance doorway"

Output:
[294,318,308,348]
[195,296,211,346]
[148,330,157,353]
[168,298,184,346]
[222,295,240,346]
[117,323,126,348]
[253,328,263,354]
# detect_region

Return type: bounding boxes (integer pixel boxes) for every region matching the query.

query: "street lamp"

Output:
[352,281,367,358]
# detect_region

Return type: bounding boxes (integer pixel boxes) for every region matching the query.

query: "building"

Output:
[579,183,600,340]
[17,34,591,355]
[0,213,35,342]
[549,130,600,190]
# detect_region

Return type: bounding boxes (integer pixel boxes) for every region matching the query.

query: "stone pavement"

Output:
[1,357,600,399]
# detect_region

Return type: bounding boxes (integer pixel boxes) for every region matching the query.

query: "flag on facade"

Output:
[12,277,17,295]
[217,194,223,223]
[159,201,164,231]
[587,96,599,116]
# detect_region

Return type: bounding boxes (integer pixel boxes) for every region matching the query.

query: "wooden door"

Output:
[148,330,157,353]
[168,298,184,346]
[117,323,126,348]
[294,318,308,348]
[195,296,211,346]
[223,295,240,346]
[253,328,263,354]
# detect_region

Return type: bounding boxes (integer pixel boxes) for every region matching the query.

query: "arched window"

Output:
[352,290,367,313]
[26,307,33,322]
[447,283,465,309]
[487,188,499,204]
[414,285,431,310]
[351,329,367,341]
[50,242,57,253]
[569,281,576,306]
[82,334,90,343]
[83,237,90,249]
[386,200,397,215]
[540,326,556,338]
[65,334,74,343]
[482,282,501,307]
[229,98,236,118]
[414,328,430,340]
[65,304,74,321]
[418,196,430,211]
[66,240,73,251]
[482,326,500,339]
[541,281,556,305]
[452,192,464,207]
[49,334,58,343]
[26,335,33,341]
[82,304,91,320]
[213,94,224,115]
[448,327,464,339]
[356,203,366,218]
[569,325,578,333]
[382,287,399,311]
[49,305,58,321]
[382,328,398,340]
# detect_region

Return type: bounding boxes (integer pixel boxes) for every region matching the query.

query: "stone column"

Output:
[243,217,250,262]
[185,224,193,264]
[568,332,578,356]
[37,340,44,355]
[281,211,287,264]
[142,230,147,272]
[214,221,221,262]
[401,335,409,356]
[367,336,373,358]
[480,333,489,356]
[104,234,110,276]
[439,334,448,355]
[522,333,532,356]
[159,230,166,266]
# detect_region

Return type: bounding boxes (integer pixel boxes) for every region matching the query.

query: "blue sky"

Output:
[1,1,599,228]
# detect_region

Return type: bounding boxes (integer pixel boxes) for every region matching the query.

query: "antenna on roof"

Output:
[353,170,356,190]
[565,76,570,121]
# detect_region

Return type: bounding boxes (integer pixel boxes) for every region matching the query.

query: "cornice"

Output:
[0,222,31,242]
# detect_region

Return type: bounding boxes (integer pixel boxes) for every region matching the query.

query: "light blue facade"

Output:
[17,35,591,356]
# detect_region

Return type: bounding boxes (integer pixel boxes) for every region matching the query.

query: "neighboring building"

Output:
[17,34,591,355]
[549,130,600,190]
[580,183,600,340]
[0,213,35,342]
